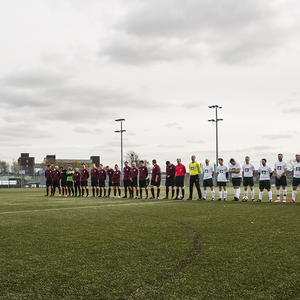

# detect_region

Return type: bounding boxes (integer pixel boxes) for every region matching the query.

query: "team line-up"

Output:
[44,154,300,203]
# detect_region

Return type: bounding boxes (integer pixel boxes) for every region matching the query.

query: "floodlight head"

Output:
[208,119,215,122]
[114,130,120,133]
[115,118,125,122]
[208,106,213,108]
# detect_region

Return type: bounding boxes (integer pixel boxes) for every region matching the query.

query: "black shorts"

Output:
[61,180,67,187]
[166,177,175,188]
[243,177,254,187]
[99,179,105,187]
[81,181,88,187]
[131,178,138,187]
[175,176,184,187]
[109,181,113,187]
[203,178,213,187]
[91,178,98,187]
[139,179,147,188]
[53,180,60,188]
[217,181,227,187]
[46,180,53,187]
[67,181,73,188]
[259,180,271,190]
[275,176,287,187]
[293,178,300,187]
[124,179,131,188]
[74,181,80,188]
[151,180,160,187]
[113,182,120,187]
[232,178,242,187]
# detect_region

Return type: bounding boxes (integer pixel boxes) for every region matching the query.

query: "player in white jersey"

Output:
[228,158,242,201]
[216,158,228,201]
[242,156,256,201]
[291,154,300,202]
[202,159,215,201]
[257,158,273,202]
[274,153,288,202]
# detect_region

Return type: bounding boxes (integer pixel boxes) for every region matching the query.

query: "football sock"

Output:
[157,188,160,197]
[251,190,255,199]
[46,187,49,196]
[96,188,99,196]
[224,191,227,199]
[292,190,297,200]
[51,187,54,196]
[86,189,89,196]
[59,187,61,194]
[268,191,272,200]
[140,190,143,197]
[108,188,111,197]
[125,187,127,197]
[72,188,74,196]
[146,189,149,197]
[82,188,84,196]
[211,190,215,199]
[100,190,102,197]
[104,188,106,196]
[219,191,222,199]
[118,188,121,196]
[276,190,280,199]
[259,191,263,200]
[244,190,248,197]
[237,189,241,198]
[62,189,64,196]
[182,189,185,198]
[176,188,179,197]
[166,187,169,197]
[93,188,95,196]
[172,189,175,198]
[151,188,155,197]
[233,189,237,198]
[203,190,207,199]
[114,189,116,197]
[53,189,55,196]
[283,189,287,200]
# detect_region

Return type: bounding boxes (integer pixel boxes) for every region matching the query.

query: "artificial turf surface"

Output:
[0,187,299,299]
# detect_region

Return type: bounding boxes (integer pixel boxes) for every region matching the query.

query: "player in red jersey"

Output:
[105,166,114,197]
[150,159,161,199]
[139,160,149,199]
[45,164,53,196]
[90,163,99,197]
[52,166,61,196]
[130,162,139,198]
[80,163,89,197]
[175,158,186,200]
[123,161,131,198]
[98,164,107,197]
[165,161,176,199]
[112,164,121,197]
[73,168,81,196]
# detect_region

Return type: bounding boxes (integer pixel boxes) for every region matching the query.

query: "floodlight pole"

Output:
[115,118,126,186]
[208,105,223,166]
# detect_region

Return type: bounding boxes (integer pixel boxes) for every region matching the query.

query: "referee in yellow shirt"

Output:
[187,155,202,200]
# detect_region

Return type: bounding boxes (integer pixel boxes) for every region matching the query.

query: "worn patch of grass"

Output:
[0,187,299,299]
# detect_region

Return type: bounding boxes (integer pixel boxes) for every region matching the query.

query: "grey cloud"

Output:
[182,101,205,109]
[164,123,183,130]
[73,127,104,134]
[282,107,300,114]
[99,0,300,65]
[261,134,293,140]
[186,140,206,144]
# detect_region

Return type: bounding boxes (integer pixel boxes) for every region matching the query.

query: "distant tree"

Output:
[287,159,295,171]
[40,158,56,168]
[11,159,20,176]
[125,150,140,166]
[0,160,9,175]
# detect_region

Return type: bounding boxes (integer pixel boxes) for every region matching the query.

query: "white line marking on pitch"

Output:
[0,201,173,215]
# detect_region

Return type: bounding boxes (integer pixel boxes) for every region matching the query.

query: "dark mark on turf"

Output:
[122,214,202,299]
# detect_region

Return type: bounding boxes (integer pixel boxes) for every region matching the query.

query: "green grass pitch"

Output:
[1,187,300,299]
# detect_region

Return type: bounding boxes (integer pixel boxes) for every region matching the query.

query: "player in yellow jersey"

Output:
[187,155,202,200]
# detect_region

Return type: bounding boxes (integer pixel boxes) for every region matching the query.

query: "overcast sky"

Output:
[0,0,299,169]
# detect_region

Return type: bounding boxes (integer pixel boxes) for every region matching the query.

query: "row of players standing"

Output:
[44,159,187,199]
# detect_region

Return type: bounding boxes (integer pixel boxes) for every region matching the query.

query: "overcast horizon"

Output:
[1,0,300,170]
